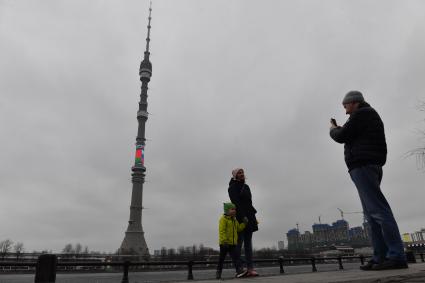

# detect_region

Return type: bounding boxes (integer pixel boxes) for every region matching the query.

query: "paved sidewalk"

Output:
[186,262,425,283]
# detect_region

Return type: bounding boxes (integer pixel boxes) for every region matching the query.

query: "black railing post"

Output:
[406,251,417,263]
[278,257,284,274]
[338,256,343,270]
[311,257,317,272]
[34,254,57,283]
[121,260,130,283]
[420,253,424,262]
[187,260,194,280]
[359,254,365,265]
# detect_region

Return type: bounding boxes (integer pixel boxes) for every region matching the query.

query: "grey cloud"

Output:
[1,0,424,252]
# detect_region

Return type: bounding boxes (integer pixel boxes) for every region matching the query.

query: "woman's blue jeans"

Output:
[237,230,253,269]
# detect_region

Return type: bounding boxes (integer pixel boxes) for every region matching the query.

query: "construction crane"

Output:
[337,208,364,221]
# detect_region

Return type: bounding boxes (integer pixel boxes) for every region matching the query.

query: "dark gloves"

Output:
[243,217,249,224]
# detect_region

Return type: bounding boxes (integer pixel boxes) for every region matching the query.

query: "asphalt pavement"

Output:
[1,262,425,283]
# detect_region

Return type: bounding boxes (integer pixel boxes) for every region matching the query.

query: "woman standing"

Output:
[228,168,259,276]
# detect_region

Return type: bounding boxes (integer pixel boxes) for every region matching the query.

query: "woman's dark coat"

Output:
[228,179,258,232]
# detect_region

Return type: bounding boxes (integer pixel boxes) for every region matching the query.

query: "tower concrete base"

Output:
[119,231,150,259]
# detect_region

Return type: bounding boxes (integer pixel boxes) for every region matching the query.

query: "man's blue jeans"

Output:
[349,165,406,262]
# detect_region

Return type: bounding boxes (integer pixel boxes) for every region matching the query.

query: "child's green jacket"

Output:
[218,214,246,245]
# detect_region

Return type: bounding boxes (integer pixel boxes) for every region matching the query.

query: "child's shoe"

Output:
[235,269,248,278]
[216,270,222,279]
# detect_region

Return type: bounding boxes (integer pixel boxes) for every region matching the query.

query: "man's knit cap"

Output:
[342,90,365,104]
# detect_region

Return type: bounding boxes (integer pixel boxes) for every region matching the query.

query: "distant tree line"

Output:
[62,243,89,255]
[0,239,24,260]
[62,243,110,257]
[0,239,106,261]
[152,244,299,261]
[1,240,300,261]
[154,244,218,261]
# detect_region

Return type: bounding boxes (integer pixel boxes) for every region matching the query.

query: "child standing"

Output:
[216,202,248,279]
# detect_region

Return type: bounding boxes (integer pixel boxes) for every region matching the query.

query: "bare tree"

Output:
[167,248,176,259]
[192,244,197,256]
[406,101,425,169]
[13,242,24,260]
[0,239,14,259]
[198,244,205,256]
[160,247,167,258]
[177,246,185,255]
[75,243,82,254]
[62,243,74,254]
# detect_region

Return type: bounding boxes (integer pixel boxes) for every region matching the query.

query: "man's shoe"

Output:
[235,270,248,278]
[360,260,379,271]
[372,259,408,270]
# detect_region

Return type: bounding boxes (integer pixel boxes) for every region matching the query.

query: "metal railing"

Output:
[0,253,423,283]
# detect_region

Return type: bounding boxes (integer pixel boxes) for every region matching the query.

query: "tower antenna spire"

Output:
[145,1,152,55]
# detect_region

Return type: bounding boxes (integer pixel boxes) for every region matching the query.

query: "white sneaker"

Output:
[235,270,248,278]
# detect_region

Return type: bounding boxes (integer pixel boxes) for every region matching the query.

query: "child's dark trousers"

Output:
[217,244,242,273]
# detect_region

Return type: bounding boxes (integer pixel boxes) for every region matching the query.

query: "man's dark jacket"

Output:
[330,102,387,171]
[228,179,258,232]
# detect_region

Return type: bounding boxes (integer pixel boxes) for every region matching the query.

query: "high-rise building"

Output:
[278,241,285,250]
[332,219,350,242]
[287,218,370,250]
[287,229,301,251]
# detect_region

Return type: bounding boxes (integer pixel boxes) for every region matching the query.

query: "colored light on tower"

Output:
[135,146,145,165]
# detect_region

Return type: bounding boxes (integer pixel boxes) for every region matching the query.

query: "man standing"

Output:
[330,91,407,270]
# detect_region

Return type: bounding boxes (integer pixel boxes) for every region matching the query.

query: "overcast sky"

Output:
[1,0,424,253]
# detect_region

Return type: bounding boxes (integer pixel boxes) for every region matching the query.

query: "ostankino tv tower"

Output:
[119,2,153,258]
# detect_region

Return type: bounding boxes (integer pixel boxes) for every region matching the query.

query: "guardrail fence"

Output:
[0,252,423,283]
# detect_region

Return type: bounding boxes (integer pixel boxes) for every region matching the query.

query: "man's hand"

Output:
[330,118,338,129]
